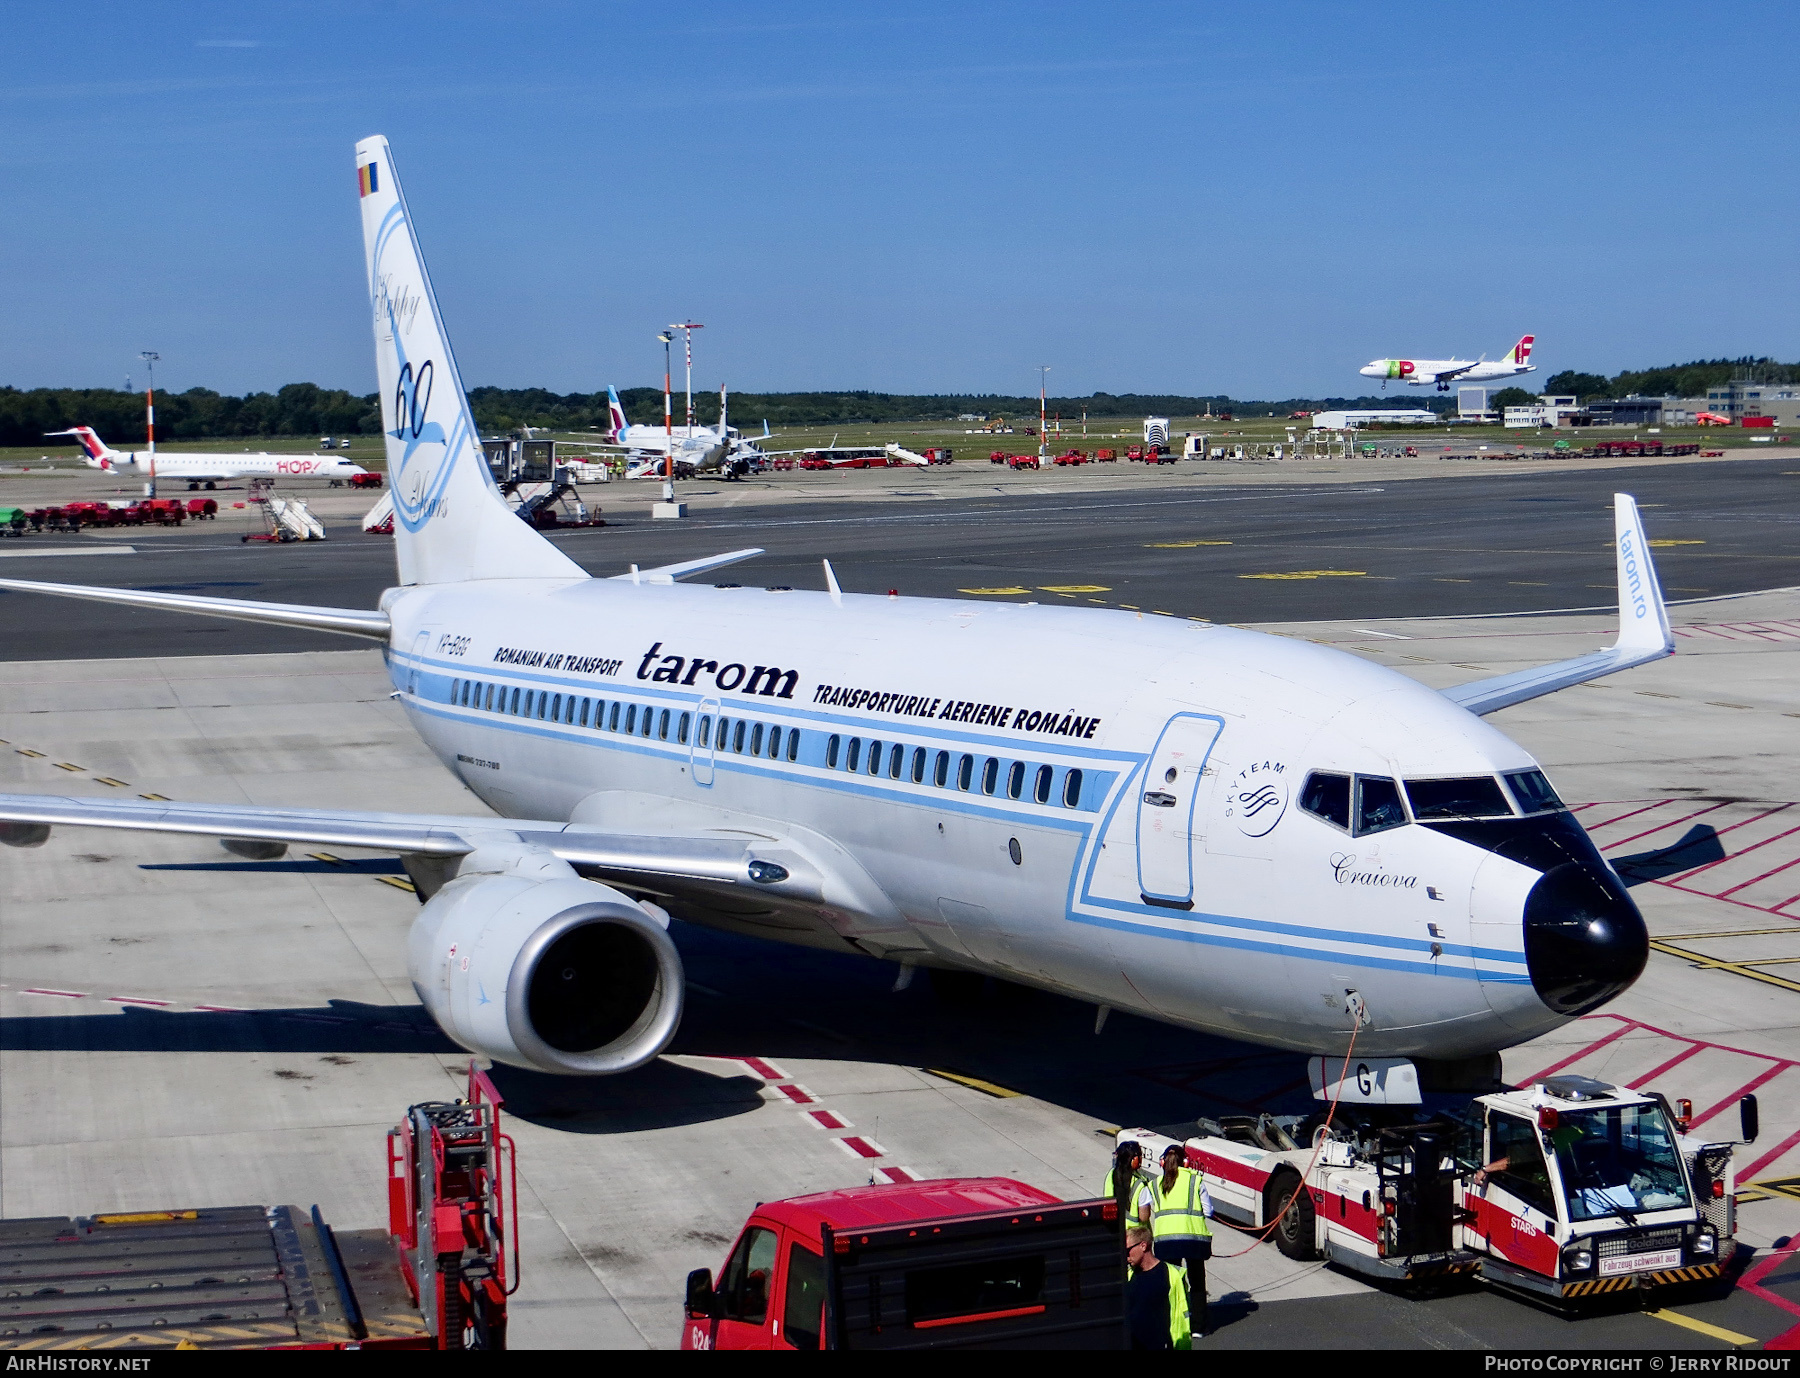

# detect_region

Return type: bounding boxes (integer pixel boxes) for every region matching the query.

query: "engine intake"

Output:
[408,853,684,1076]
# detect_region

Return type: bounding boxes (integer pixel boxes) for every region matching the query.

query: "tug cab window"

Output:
[720,1226,778,1326]
[1405,776,1512,820]
[1355,776,1407,836]
[1300,772,1351,830]
[1505,769,1565,815]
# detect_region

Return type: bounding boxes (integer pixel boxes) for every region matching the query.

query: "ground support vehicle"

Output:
[349,471,385,488]
[989,450,1007,464]
[798,448,887,470]
[0,1066,513,1351]
[0,506,25,535]
[681,1179,1123,1350]
[1095,449,1117,461]
[920,447,954,464]
[186,498,219,519]
[1053,450,1088,466]
[1122,1071,1750,1306]
[1007,454,1040,470]
[241,483,325,542]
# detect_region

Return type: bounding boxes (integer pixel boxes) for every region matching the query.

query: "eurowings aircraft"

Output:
[50,426,369,488]
[1360,336,1536,391]
[0,141,1675,1084]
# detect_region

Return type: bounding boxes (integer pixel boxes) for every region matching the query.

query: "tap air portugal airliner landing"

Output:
[1360,336,1536,391]
[50,426,369,487]
[0,140,1675,1083]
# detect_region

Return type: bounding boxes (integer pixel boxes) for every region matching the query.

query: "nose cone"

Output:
[1360,362,1381,377]
[1523,861,1648,1015]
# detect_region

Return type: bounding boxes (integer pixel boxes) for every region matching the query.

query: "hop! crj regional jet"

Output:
[50,425,369,488]
[0,141,1676,1086]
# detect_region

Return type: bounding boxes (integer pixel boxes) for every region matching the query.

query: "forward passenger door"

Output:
[1136,713,1224,908]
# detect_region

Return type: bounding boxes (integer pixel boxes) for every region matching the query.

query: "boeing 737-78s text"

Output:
[0,144,1673,1086]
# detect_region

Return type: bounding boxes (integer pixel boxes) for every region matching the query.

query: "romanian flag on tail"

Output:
[358,161,379,197]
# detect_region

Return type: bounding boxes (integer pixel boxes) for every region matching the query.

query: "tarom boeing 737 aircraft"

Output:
[50,425,369,488]
[0,142,1675,1088]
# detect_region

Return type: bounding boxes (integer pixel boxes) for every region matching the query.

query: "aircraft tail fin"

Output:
[1509,335,1535,366]
[47,427,115,466]
[606,385,628,442]
[356,136,583,586]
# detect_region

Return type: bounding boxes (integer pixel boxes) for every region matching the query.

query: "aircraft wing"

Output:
[1432,362,1478,383]
[610,547,764,583]
[0,577,390,641]
[0,793,821,898]
[1441,494,1674,716]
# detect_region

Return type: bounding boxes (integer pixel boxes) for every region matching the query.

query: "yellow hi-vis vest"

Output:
[1147,1167,1213,1245]
[1103,1166,1152,1199]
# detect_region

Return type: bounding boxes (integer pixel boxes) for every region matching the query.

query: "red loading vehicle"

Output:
[681,1179,1123,1351]
[1125,445,1146,462]
[186,498,219,519]
[130,499,187,525]
[349,471,384,488]
[1007,454,1040,470]
[1095,449,1118,462]
[1052,450,1088,466]
[989,450,1008,465]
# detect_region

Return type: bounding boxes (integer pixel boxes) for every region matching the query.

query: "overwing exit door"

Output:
[1136,713,1224,909]
[690,696,720,786]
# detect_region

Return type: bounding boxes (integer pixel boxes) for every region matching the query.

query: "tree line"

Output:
[0,383,379,449]
[1542,357,1796,403]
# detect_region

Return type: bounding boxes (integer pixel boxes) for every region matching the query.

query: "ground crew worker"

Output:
[1124,1226,1191,1350]
[1104,1141,1152,1230]
[1137,1143,1213,1336]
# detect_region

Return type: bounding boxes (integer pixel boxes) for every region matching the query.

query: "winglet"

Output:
[823,559,842,606]
[1613,492,1673,656]
[610,547,764,585]
[1439,492,1674,716]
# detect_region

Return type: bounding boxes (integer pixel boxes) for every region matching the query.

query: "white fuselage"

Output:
[1360,358,1536,387]
[90,452,369,482]
[383,577,1604,1061]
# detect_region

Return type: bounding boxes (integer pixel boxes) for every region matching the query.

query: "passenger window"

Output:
[847,738,861,772]
[935,751,949,788]
[1300,772,1351,829]
[699,715,712,748]
[786,731,799,763]
[867,740,883,775]
[609,701,620,731]
[1034,764,1053,804]
[767,726,781,758]
[826,734,840,769]
[678,712,691,745]
[1007,761,1025,799]
[981,758,999,795]
[484,684,495,711]
[888,744,903,779]
[509,687,520,715]
[1405,777,1511,820]
[958,754,973,791]
[539,693,549,720]
[781,1243,826,1350]
[625,704,637,734]
[1063,768,1083,808]
[643,709,654,738]
[1355,776,1407,835]
[720,1226,779,1326]
[567,696,577,724]
[751,723,764,756]
[1488,1113,1556,1218]
[1505,769,1564,814]
[733,720,747,753]
[551,693,562,720]
[911,747,926,783]
[580,698,590,727]
[659,709,670,741]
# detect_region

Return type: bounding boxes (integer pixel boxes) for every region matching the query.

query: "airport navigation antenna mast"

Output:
[671,322,704,431]
[1038,366,1051,460]
[659,331,676,503]
[140,351,159,498]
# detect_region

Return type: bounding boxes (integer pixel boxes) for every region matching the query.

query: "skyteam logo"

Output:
[1226,761,1289,837]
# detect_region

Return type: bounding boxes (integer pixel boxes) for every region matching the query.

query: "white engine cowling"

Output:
[407,844,684,1075]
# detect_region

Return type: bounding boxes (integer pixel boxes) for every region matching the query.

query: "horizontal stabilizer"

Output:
[612,547,764,584]
[0,578,389,641]
[1443,493,1674,716]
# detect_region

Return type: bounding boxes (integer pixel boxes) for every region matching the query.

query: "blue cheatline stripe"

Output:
[407,699,1098,834]
[1068,910,1527,983]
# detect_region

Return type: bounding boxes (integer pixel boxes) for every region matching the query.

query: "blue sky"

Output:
[3,1,1794,399]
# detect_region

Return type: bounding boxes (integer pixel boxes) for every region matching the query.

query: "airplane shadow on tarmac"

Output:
[0,922,1318,1139]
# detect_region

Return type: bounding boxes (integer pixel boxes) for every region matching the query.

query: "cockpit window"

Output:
[1355,776,1407,836]
[1505,769,1565,815]
[1299,772,1351,830]
[1405,776,1513,820]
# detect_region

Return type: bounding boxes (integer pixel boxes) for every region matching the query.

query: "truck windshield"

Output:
[1549,1103,1692,1222]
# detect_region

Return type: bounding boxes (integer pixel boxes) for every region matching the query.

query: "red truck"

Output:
[681,1179,1123,1351]
[1007,454,1040,470]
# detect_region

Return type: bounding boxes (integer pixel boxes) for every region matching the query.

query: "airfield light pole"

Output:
[659,331,676,502]
[140,351,160,497]
[1038,366,1050,461]
[671,322,704,431]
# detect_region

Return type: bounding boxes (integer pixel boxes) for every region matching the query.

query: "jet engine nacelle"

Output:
[406,844,684,1075]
